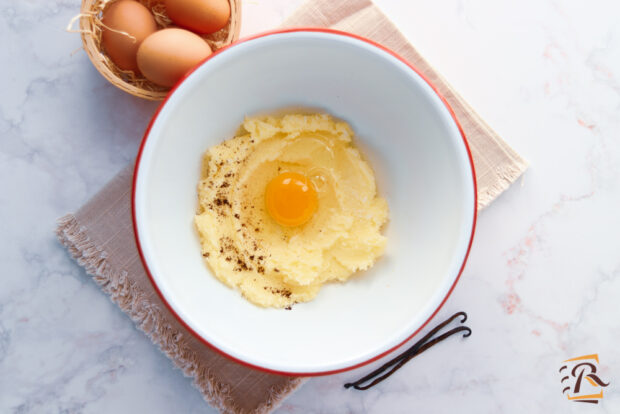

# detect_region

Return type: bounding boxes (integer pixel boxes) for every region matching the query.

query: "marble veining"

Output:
[1,0,619,412]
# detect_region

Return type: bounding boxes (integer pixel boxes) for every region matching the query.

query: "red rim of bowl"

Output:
[131,28,478,377]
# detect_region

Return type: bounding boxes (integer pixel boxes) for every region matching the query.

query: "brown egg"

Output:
[164,0,230,34]
[137,28,212,87]
[101,0,157,72]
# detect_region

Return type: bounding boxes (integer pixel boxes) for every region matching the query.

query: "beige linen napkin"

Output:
[57,1,527,413]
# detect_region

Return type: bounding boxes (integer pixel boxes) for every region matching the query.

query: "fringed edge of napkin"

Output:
[478,160,527,209]
[56,214,306,414]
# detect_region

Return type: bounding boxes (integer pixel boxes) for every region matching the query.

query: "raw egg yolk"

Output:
[265,172,318,227]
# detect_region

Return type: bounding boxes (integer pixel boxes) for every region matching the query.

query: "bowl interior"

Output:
[134,30,475,374]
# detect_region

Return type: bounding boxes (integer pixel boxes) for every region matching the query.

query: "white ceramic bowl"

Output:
[133,29,476,375]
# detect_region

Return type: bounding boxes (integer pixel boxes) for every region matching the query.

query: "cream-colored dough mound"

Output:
[195,114,388,308]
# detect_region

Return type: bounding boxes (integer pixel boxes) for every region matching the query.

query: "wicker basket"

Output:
[79,0,241,100]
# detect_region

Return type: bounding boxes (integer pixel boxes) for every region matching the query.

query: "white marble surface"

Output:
[1,0,619,412]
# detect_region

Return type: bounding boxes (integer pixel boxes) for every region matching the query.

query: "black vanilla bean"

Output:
[344,312,471,390]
